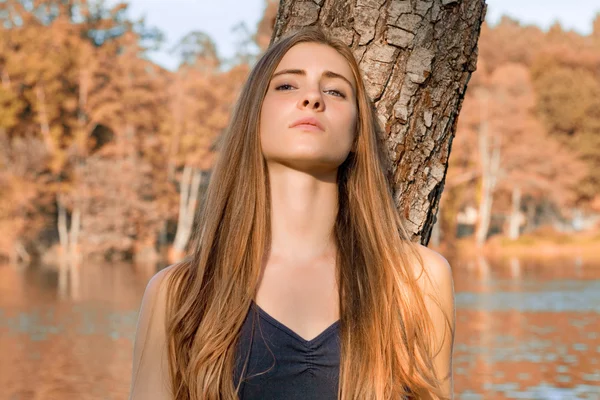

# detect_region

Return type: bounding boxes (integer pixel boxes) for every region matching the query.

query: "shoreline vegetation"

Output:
[6,228,599,270]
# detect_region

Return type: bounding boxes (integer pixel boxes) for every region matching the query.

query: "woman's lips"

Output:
[292,123,324,131]
[289,116,325,131]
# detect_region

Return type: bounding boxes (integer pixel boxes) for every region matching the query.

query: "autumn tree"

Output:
[75,32,170,261]
[0,1,90,262]
[0,132,49,263]
[455,62,586,244]
[530,23,600,210]
[0,0,167,262]
[165,32,250,262]
[477,17,548,71]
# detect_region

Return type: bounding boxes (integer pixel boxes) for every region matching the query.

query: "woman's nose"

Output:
[298,90,324,111]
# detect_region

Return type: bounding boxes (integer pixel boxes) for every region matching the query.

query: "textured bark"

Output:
[430,202,441,246]
[271,0,486,244]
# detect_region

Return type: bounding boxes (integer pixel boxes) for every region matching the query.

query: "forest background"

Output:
[1,0,599,267]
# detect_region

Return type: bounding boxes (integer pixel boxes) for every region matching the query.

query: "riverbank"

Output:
[432,230,600,261]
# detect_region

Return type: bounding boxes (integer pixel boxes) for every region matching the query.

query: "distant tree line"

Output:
[0,1,598,264]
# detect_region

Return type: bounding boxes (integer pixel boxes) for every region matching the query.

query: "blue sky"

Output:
[113,0,600,71]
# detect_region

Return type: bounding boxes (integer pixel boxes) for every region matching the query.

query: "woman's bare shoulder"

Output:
[410,244,455,397]
[129,263,183,400]
[407,243,455,327]
[144,263,181,302]
[135,262,185,340]
[409,243,453,293]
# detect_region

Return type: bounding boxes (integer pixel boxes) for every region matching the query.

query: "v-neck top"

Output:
[233,300,341,399]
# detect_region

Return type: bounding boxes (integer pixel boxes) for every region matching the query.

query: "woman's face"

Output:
[260,42,358,174]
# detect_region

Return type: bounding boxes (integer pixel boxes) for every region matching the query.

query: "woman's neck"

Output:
[267,163,338,266]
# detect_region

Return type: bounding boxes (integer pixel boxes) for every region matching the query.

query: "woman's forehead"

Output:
[275,43,356,88]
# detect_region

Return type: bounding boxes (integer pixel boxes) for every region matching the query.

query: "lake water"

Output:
[1,256,599,399]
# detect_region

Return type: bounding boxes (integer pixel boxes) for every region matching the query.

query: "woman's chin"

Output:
[267,153,348,174]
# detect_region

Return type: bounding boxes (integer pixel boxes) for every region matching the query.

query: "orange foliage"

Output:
[0,0,249,261]
[445,15,599,243]
[1,1,597,259]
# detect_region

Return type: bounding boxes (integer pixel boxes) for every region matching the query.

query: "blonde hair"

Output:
[165,26,449,399]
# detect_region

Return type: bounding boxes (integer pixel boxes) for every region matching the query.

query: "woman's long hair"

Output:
[165,26,451,400]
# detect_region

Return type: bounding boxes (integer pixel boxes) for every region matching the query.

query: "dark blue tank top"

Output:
[233,300,341,399]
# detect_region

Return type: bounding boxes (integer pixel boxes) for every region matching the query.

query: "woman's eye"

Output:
[274,83,346,99]
[327,89,346,98]
[275,84,294,91]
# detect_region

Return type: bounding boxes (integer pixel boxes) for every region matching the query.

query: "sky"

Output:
[113,0,600,71]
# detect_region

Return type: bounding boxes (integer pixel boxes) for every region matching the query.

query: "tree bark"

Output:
[271,0,486,244]
[430,201,441,247]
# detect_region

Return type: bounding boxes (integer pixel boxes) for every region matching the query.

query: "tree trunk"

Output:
[57,194,70,261]
[272,0,486,244]
[475,89,500,247]
[430,201,441,247]
[69,204,81,263]
[57,194,80,264]
[170,165,203,263]
[508,186,521,240]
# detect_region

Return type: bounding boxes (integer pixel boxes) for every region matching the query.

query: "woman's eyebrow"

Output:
[271,68,355,92]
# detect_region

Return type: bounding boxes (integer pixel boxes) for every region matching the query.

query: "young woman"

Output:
[129,26,455,400]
